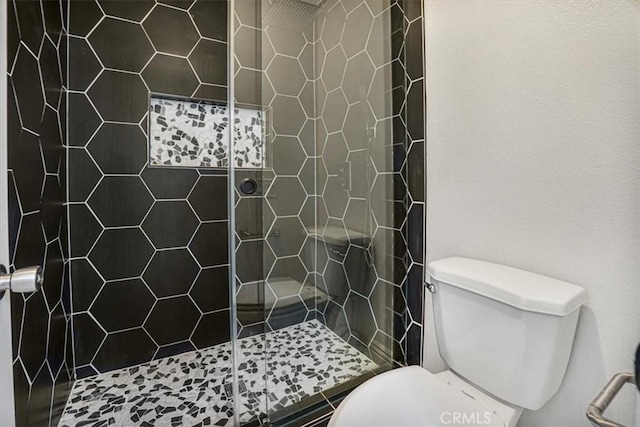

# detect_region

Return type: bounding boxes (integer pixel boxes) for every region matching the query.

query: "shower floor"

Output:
[59,320,378,426]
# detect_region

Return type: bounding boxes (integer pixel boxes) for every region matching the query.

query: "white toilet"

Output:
[329,257,587,427]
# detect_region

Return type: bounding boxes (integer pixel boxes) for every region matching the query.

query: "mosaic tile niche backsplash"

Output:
[149,96,266,169]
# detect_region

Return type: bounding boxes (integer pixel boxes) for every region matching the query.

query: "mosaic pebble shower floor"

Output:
[59,320,378,426]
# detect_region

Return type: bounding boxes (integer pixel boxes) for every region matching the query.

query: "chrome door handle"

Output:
[0,265,44,300]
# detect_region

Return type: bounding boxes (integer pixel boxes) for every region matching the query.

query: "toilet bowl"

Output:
[329,366,511,427]
[330,257,587,427]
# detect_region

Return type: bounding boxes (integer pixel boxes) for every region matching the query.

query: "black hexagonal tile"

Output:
[271,96,306,136]
[89,228,154,280]
[158,0,195,9]
[88,176,153,227]
[324,299,350,339]
[26,363,54,426]
[346,291,377,345]
[14,0,44,55]
[98,0,155,21]
[372,226,406,284]
[189,222,228,268]
[142,167,199,199]
[14,212,46,270]
[320,3,346,51]
[144,296,200,345]
[39,38,62,107]
[69,0,103,37]
[7,81,20,166]
[89,18,154,72]
[7,2,20,69]
[320,47,347,92]
[267,217,306,258]
[68,93,102,147]
[342,3,373,58]
[323,176,348,219]
[51,369,72,426]
[266,25,305,57]
[42,0,63,42]
[7,173,20,268]
[143,249,199,297]
[39,107,63,174]
[190,266,229,313]
[268,295,307,331]
[407,203,424,263]
[266,177,306,217]
[188,176,227,221]
[142,54,199,97]
[406,79,425,141]
[88,123,147,174]
[191,310,230,348]
[234,26,259,70]
[321,90,347,133]
[142,201,199,249]
[345,246,376,296]
[189,0,227,42]
[272,136,306,176]
[268,256,306,284]
[13,361,30,427]
[188,39,227,86]
[324,259,349,305]
[406,263,424,324]
[322,133,348,175]
[71,259,104,312]
[405,20,424,81]
[236,240,273,284]
[12,131,44,213]
[407,142,424,203]
[155,341,195,359]
[93,328,157,372]
[88,71,148,123]
[92,279,155,332]
[68,37,102,91]
[194,84,226,102]
[68,149,101,203]
[47,303,66,376]
[343,52,375,104]
[143,5,199,55]
[234,68,260,105]
[12,46,44,133]
[236,196,274,241]
[42,241,64,312]
[40,176,63,242]
[20,292,49,380]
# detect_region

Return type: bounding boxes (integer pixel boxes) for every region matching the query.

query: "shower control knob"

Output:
[0,265,44,300]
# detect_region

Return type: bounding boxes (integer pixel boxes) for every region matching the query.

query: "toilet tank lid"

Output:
[426,257,587,316]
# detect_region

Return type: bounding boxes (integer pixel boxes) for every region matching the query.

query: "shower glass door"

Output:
[231,0,399,423]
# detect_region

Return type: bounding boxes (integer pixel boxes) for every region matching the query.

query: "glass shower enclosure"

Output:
[229,0,401,423]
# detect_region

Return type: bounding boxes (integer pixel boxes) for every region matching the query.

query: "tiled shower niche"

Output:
[149,95,268,169]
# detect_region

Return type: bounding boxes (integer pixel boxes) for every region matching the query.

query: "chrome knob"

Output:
[0,265,43,299]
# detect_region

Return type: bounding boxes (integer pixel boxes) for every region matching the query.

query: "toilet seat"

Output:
[329,366,506,427]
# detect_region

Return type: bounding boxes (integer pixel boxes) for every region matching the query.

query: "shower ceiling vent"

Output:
[264,0,323,32]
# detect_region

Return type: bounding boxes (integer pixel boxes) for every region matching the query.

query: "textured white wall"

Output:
[424,1,640,425]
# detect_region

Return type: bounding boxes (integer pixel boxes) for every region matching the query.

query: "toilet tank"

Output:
[427,257,587,410]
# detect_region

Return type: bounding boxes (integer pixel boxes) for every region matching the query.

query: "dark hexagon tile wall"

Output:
[230,2,426,371]
[6,0,72,426]
[311,0,425,367]
[67,0,232,378]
